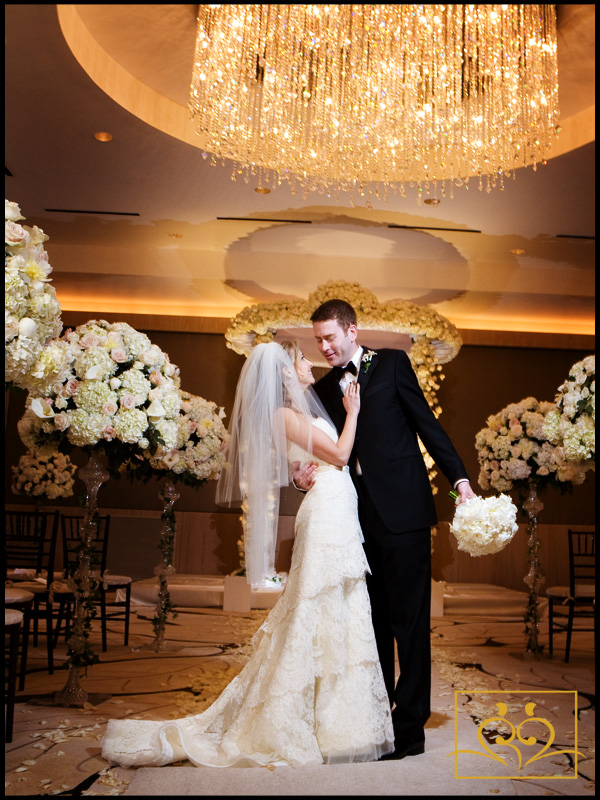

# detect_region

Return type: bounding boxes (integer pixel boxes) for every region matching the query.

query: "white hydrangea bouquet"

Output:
[5,199,64,391]
[475,396,590,495]
[543,355,595,464]
[449,492,519,556]
[144,389,229,487]
[17,319,181,472]
[11,450,77,500]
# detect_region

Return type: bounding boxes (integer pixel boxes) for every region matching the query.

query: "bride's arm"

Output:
[282,383,360,467]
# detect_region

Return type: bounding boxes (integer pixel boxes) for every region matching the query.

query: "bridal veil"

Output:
[215,342,331,587]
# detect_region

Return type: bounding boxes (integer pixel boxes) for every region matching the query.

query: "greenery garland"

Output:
[63,510,102,671]
[153,500,179,637]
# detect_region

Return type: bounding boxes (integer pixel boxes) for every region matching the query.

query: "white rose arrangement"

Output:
[18,319,181,472]
[5,200,64,391]
[144,390,229,486]
[11,450,77,500]
[475,396,591,495]
[449,493,519,556]
[543,355,595,464]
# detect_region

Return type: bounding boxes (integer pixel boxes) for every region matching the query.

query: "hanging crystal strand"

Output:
[54,448,108,706]
[521,479,546,659]
[141,477,181,653]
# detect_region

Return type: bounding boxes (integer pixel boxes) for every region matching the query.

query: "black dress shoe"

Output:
[380,739,425,761]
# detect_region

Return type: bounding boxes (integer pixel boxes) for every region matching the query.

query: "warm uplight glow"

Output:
[93,131,114,142]
[56,298,594,338]
[190,5,559,203]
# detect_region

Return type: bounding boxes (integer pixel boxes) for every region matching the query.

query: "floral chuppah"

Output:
[475,391,594,657]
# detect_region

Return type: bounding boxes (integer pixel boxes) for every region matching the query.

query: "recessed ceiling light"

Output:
[511,248,526,255]
[94,132,114,142]
[254,187,271,194]
[424,198,440,206]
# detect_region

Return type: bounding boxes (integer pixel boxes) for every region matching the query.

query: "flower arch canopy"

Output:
[224,280,462,367]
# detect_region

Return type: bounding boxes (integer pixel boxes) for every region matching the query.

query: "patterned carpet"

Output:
[4,590,595,796]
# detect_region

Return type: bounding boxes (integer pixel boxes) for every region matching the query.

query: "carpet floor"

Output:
[4,587,595,797]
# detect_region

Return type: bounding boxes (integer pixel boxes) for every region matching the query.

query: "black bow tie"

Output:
[332,361,358,378]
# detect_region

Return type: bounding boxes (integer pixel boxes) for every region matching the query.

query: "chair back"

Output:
[60,514,110,578]
[5,510,60,584]
[568,529,595,596]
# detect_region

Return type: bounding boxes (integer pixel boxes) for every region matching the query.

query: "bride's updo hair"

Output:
[280,339,302,371]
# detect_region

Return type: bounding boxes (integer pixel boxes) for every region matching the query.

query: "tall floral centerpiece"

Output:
[18,319,181,703]
[543,356,595,466]
[11,451,76,507]
[475,396,592,657]
[129,390,229,651]
[5,200,66,392]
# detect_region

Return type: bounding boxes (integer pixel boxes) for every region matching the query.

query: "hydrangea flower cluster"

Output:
[5,199,64,391]
[475,396,591,494]
[543,355,595,463]
[146,390,229,486]
[11,450,77,500]
[18,319,181,466]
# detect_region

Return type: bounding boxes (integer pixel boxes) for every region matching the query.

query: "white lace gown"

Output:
[101,418,394,768]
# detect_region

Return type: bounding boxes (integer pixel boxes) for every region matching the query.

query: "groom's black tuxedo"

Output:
[315,347,468,531]
[314,346,469,753]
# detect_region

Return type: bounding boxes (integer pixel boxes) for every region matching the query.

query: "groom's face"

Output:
[313,319,358,368]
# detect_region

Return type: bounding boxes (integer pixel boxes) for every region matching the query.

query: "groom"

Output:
[298,299,474,760]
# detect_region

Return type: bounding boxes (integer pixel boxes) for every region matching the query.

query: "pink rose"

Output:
[79,333,101,349]
[149,371,166,386]
[102,400,118,416]
[120,393,136,409]
[53,412,70,431]
[5,220,28,246]
[111,348,128,363]
[65,379,80,396]
[102,425,117,441]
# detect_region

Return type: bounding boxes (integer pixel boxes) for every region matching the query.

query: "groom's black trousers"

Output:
[355,476,431,744]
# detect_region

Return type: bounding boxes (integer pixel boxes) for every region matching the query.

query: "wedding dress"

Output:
[101,417,394,768]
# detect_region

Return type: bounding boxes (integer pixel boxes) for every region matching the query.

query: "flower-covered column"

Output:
[135,390,229,650]
[520,480,545,659]
[146,477,180,652]
[54,448,108,706]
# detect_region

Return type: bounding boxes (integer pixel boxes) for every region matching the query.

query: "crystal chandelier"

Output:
[189,5,559,203]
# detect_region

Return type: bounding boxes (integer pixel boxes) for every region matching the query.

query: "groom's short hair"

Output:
[310,299,357,331]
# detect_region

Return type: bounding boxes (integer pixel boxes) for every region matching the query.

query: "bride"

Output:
[101,341,394,768]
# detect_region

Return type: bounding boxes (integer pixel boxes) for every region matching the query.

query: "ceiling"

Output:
[4,4,596,340]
